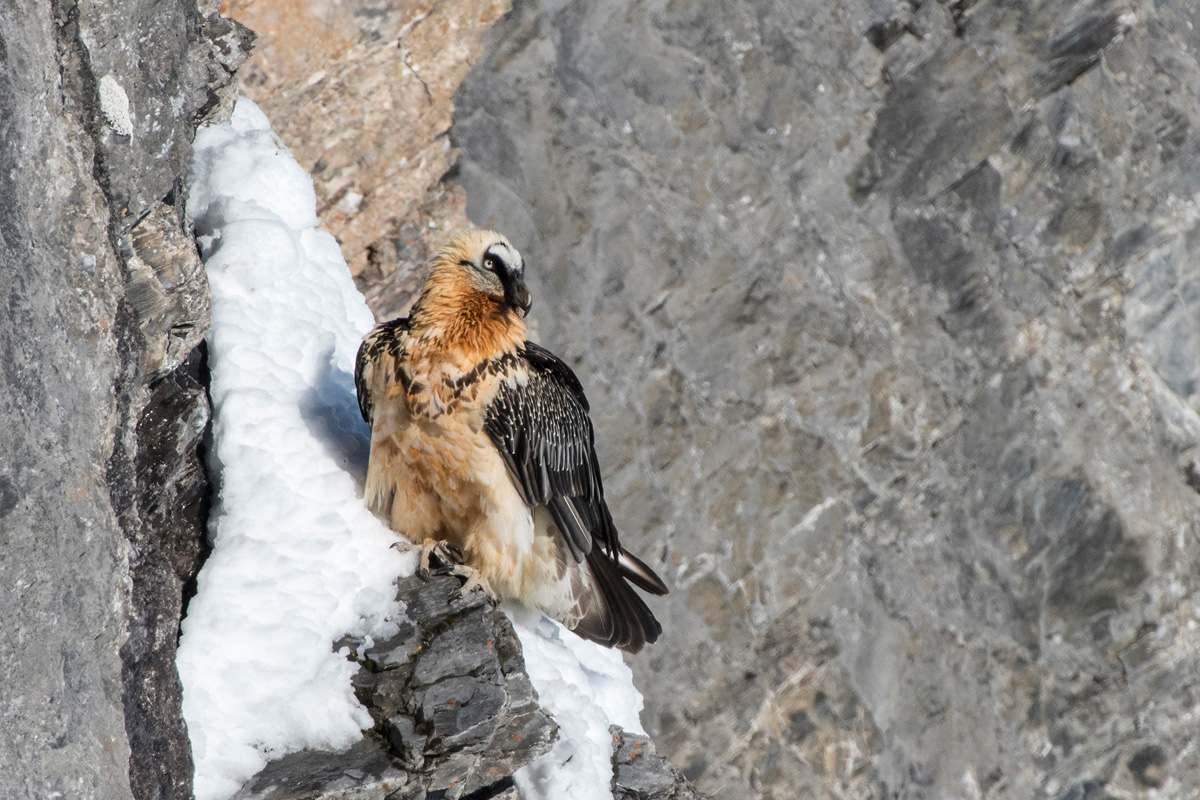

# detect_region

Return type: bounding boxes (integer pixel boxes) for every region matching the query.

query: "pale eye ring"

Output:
[482,255,500,272]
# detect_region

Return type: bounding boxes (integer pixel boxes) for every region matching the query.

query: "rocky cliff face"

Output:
[14,0,1198,797]
[0,2,250,798]
[453,0,1200,797]
[0,3,700,799]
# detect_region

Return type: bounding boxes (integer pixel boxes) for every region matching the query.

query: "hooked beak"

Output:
[504,275,532,317]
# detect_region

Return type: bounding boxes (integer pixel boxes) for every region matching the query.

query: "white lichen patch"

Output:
[98,74,133,137]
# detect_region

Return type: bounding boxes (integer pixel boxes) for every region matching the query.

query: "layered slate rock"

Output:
[0,1,250,798]
[232,574,556,800]
[610,727,705,800]
[228,740,410,800]
[453,0,1200,797]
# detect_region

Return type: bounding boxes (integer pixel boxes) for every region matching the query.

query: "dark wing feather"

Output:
[523,341,589,410]
[355,317,410,425]
[577,550,662,653]
[484,341,668,652]
[484,344,618,563]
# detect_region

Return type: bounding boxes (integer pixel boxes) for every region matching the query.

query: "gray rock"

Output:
[0,2,248,798]
[66,0,251,232]
[231,738,410,800]
[355,574,557,799]
[241,573,556,800]
[611,726,706,800]
[0,6,134,792]
[120,347,211,800]
[453,0,1200,797]
[124,201,211,377]
[195,12,257,126]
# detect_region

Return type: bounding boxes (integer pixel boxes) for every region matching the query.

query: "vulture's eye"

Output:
[483,255,501,272]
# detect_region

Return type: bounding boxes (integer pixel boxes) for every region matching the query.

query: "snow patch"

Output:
[509,608,645,800]
[178,98,411,800]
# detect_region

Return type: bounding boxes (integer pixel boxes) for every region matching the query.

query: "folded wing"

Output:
[484,342,667,652]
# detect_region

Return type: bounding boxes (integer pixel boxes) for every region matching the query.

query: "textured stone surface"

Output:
[611,727,705,800]
[224,0,509,310]
[354,574,558,798]
[452,0,1200,797]
[67,0,252,233]
[234,573,556,800]
[0,7,133,796]
[120,346,212,800]
[0,1,247,798]
[230,738,411,800]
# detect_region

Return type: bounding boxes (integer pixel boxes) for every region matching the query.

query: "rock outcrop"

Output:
[227,572,707,800]
[0,2,250,798]
[610,727,705,800]
[350,574,556,796]
[232,574,557,800]
[452,0,1200,797]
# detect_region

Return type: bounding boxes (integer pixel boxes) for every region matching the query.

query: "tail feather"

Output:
[572,551,662,653]
[537,509,667,653]
[616,548,668,596]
